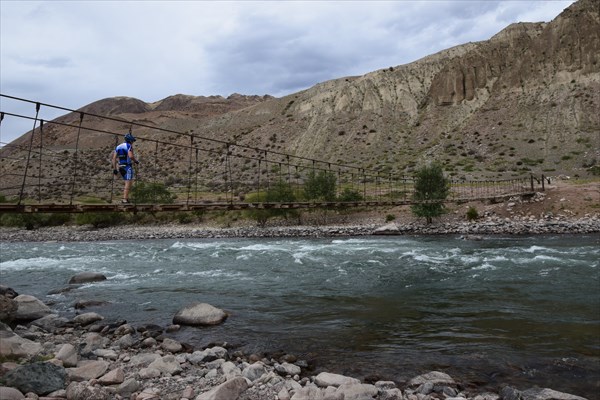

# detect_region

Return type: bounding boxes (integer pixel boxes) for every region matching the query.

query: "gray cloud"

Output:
[1,0,575,145]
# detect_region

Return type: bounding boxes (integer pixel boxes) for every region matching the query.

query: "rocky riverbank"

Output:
[0,281,591,400]
[1,212,599,243]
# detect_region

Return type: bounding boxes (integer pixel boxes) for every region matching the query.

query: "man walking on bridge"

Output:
[112,132,139,204]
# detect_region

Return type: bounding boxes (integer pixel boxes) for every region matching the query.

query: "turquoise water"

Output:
[1,234,599,397]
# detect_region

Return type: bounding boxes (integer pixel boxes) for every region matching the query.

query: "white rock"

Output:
[13,295,52,321]
[314,372,360,388]
[56,343,78,367]
[73,312,104,325]
[173,303,227,326]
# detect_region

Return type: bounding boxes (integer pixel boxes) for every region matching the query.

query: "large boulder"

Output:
[3,362,66,396]
[0,386,25,400]
[68,272,107,284]
[12,295,52,321]
[314,372,361,387]
[173,303,227,326]
[67,360,110,382]
[0,296,18,322]
[522,388,588,400]
[0,330,42,359]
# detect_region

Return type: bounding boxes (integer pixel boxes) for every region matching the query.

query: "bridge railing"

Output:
[1,94,542,210]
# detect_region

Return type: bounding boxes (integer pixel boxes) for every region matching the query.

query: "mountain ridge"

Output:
[1,0,598,200]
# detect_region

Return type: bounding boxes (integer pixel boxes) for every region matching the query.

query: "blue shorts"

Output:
[118,165,134,181]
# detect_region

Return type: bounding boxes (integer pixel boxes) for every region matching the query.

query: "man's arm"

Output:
[128,148,139,164]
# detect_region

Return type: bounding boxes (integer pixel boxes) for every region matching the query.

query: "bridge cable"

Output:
[37,120,44,202]
[18,102,40,205]
[109,135,118,204]
[187,136,194,206]
[195,147,199,204]
[70,112,85,205]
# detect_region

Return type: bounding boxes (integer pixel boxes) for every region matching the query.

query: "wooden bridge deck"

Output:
[0,192,534,213]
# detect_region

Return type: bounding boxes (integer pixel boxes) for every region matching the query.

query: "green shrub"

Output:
[75,212,122,228]
[466,206,479,221]
[131,182,175,204]
[0,213,72,230]
[385,214,396,222]
[338,188,363,202]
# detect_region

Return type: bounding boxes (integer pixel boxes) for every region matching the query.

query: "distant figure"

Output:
[112,132,139,203]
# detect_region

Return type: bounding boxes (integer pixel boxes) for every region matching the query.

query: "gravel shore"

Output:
[1,213,599,243]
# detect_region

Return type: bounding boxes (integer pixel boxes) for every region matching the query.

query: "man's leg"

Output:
[124,180,133,201]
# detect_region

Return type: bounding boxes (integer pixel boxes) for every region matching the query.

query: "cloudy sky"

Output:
[1,0,575,146]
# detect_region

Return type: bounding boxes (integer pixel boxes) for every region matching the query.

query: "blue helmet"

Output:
[125,132,136,143]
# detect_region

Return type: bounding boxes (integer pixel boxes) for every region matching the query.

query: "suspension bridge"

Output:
[0,94,545,214]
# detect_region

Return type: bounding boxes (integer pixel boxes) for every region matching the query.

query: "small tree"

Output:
[411,163,450,224]
[245,180,297,227]
[304,170,337,201]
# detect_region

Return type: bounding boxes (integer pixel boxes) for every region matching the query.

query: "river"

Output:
[1,234,599,398]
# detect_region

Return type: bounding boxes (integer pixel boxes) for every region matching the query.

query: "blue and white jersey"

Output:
[115,142,132,165]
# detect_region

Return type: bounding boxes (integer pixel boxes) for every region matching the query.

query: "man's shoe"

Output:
[121,199,129,204]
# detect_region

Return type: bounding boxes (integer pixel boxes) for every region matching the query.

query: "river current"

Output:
[1,234,599,397]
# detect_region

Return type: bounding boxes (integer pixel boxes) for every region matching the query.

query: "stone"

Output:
[66,381,111,400]
[148,355,182,375]
[55,343,78,367]
[161,337,183,353]
[73,312,104,326]
[188,346,228,364]
[3,362,66,396]
[521,388,587,400]
[408,371,455,387]
[0,330,42,359]
[242,361,267,381]
[12,295,52,321]
[290,383,323,400]
[142,337,157,347]
[335,383,378,400]
[93,348,118,360]
[195,376,248,400]
[314,372,361,388]
[0,296,18,322]
[114,323,135,335]
[0,285,19,298]
[81,332,109,353]
[137,387,162,400]
[173,302,228,326]
[98,367,125,385]
[30,314,69,333]
[182,386,195,399]
[0,386,25,400]
[117,378,140,397]
[139,367,162,379]
[114,333,136,348]
[129,352,161,367]
[275,362,301,376]
[221,361,242,379]
[67,360,109,381]
[68,272,107,284]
